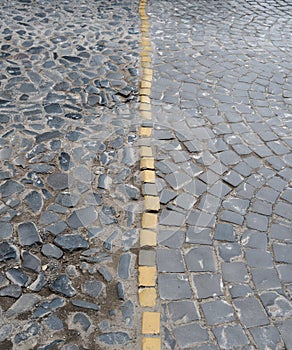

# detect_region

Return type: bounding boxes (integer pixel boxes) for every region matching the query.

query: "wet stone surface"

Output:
[149,0,292,348]
[0,0,140,348]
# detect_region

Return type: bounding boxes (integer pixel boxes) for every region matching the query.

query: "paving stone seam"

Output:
[139,0,161,349]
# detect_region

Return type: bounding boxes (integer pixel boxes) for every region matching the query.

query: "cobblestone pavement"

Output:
[0,0,142,349]
[148,0,292,349]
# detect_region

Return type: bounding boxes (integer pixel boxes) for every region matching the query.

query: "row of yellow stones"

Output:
[138,0,161,349]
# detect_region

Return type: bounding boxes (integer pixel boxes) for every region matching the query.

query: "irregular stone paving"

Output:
[0,0,141,349]
[148,0,292,349]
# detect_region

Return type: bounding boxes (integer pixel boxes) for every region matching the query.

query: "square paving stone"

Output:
[220,210,244,225]
[218,150,240,165]
[168,300,200,324]
[276,318,292,348]
[186,227,212,245]
[201,300,235,325]
[213,324,249,349]
[277,264,292,283]
[185,179,207,196]
[250,325,282,350]
[157,249,184,273]
[252,200,273,215]
[173,323,209,348]
[260,290,292,318]
[256,187,279,203]
[222,262,249,283]
[165,171,192,190]
[251,268,282,291]
[158,229,185,248]
[229,284,253,298]
[274,202,292,220]
[186,210,215,228]
[245,248,274,268]
[174,192,197,210]
[218,243,242,262]
[185,246,216,272]
[159,209,185,227]
[233,296,269,328]
[214,223,235,242]
[241,230,267,249]
[158,273,192,300]
[270,223,292,243]
[222,197,249,215]
[192,273,223,299]
[246,213,269,231]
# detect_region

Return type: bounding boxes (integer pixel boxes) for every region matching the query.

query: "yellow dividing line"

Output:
[138,0,161,349]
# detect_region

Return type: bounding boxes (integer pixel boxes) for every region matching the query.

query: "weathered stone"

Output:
[0,242,18,262]
[82,280,105,298]
[41,243,63,259]
[18,222,41,246]
[0,284,22,298]
[22,250,41,273]
[50,275,76,297]
[67,206,98,228]
[6,293,41,317]
[47,173,73,190]
[97,332,130,345]
[54,234,89,252]
[0,179,24,197]
[24,191,43,212]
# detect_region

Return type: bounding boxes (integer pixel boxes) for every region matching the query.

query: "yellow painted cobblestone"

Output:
[140,229,157,247]
[142,312,161,334]
[142,338,161,350]
[138,266,157,286]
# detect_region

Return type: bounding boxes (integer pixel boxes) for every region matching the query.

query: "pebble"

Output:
[22,250,42,273]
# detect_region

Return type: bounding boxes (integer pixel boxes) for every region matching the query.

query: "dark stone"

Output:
[173,323,209,348]
[100,206,117,225]
[82,280,105,298]
[168,300,200,323]
[14,322,41,344]
[71,299,100,311]
[213,324,249,348]
[47,173,73,190]
[118,253,131,279]
[28,272,47,292]
[59,152,71,171]
[54,234,89,252]
[67,206,98,228]
[22,250,41,273]
[18,222,41,246]
[0,242,17,262]
[73,313,91,332]
[214,223,236,242]
[62,56,82,63]
[158,274,192,300]
[0,179,24,197]
[0,284,22,298]
[41,243,63,259]
[202,300,235,325]
[97,332,130,345]
[64,113,82,120]
[24,191,43,212]
[36,131,62,143]
[44,103,63,114]
[6,268,28,286]
[45,314,63,331]
[50,275,76,297]
[56,193,80,207]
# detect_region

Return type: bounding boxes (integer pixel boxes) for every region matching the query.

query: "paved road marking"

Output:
[139,0,161,348]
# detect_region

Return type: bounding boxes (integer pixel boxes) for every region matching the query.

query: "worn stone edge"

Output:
[139,0,161,349]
